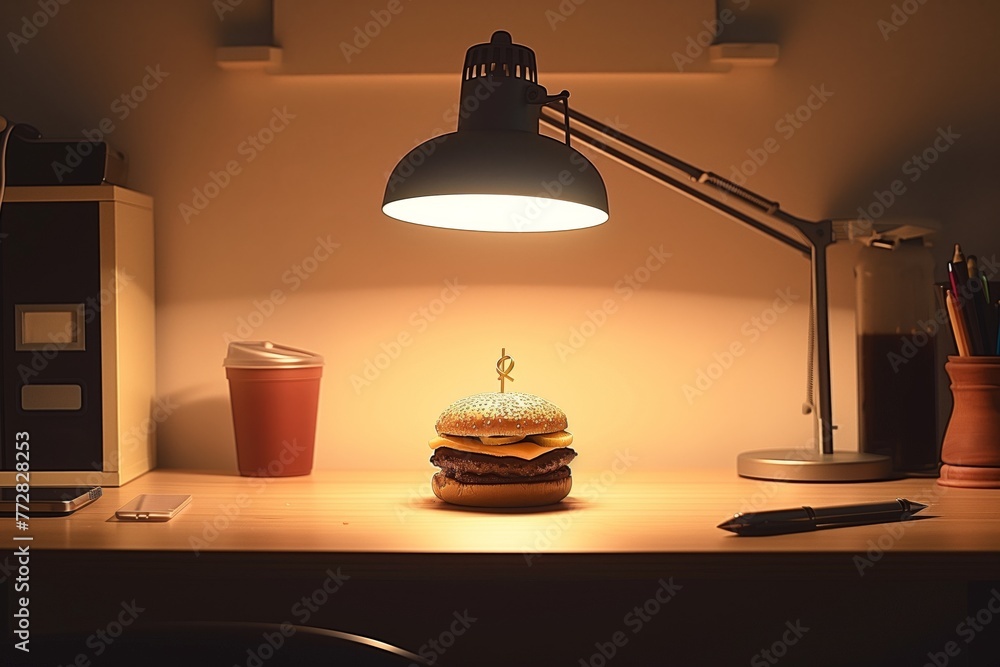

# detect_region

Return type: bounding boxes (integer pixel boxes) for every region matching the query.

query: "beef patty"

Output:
[430,446,577,484]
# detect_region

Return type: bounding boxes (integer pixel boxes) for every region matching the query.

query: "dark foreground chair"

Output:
[28,622,430,666]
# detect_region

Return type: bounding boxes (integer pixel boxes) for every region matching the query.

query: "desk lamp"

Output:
[382,31,891,482]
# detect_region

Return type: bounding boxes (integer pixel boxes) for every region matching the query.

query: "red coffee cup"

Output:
[224,341,323,477]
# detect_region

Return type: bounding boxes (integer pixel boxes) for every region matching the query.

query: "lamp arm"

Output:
[539,107,837,455]
[540,106,820,254]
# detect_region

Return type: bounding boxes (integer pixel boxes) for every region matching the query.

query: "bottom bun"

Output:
[431,472,572,508]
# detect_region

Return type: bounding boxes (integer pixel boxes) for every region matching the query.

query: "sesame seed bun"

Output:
[435,392,568,438]
[431,472,572,508]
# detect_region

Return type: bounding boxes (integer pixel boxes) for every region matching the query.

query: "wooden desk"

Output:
[10,470,1000,665]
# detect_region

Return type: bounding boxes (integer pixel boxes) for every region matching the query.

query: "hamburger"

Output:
[429,392,577,507]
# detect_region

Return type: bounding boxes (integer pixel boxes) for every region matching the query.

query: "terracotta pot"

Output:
[939,356,1000,488]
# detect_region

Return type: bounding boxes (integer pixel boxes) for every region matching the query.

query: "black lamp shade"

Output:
[381,31,609,232]
[383,129,608,232]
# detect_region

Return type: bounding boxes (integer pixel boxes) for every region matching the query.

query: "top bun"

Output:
[435,392,568,438]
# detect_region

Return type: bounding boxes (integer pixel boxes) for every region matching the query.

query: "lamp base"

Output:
[737,449,893,482]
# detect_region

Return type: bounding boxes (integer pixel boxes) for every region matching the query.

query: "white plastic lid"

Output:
[223,341,324,369]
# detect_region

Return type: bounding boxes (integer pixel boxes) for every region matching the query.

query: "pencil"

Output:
[949,260,984,354]
[946,290,971,356]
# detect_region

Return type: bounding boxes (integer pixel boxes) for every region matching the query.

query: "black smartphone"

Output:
[0,486,102,517]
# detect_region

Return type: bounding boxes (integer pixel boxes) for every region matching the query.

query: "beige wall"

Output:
[2,0,997,474]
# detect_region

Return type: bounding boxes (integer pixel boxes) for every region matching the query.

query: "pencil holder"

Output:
[939,356,1000,488]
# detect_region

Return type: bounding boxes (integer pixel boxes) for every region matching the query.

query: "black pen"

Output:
[967,255,993,352]
[718,498,928,536]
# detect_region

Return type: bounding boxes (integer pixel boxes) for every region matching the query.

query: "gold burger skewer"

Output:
[496,348,515,393]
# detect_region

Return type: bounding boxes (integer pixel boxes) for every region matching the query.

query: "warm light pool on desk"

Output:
[381,30,894,482]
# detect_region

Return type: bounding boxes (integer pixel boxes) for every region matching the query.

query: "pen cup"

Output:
[939,355,1000,488]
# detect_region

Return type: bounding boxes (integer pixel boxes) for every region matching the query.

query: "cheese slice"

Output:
[429,432,573,460]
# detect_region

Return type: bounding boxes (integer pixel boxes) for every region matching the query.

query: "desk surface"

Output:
[17,470,1000,666]
[14,469,1000,558]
